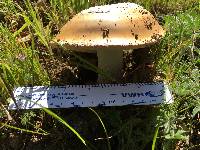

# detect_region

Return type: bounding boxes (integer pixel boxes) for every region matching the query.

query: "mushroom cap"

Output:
[54,3,165,52]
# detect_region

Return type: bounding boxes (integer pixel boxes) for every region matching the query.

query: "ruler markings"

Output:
[8,82,173,109]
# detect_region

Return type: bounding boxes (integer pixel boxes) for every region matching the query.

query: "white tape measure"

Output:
[8,82,173,110]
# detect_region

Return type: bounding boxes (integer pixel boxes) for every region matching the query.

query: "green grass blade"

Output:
[42,107,87,146]
[13,22,29,37]
[0,75,10,95]
[89,108,111,150]
[152,126,159,150]
[0,122,49,135]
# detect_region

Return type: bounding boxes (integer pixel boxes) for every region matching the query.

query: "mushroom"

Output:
[52,3,165,83]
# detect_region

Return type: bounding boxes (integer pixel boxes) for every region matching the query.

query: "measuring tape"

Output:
[8,82,173,110]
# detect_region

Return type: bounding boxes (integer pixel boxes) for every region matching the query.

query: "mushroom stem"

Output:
[97,49,123,83]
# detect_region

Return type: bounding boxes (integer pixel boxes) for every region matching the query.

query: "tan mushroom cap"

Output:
[54,3,165,52]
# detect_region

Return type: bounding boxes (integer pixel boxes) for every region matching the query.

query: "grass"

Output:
[0,0,200,149]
